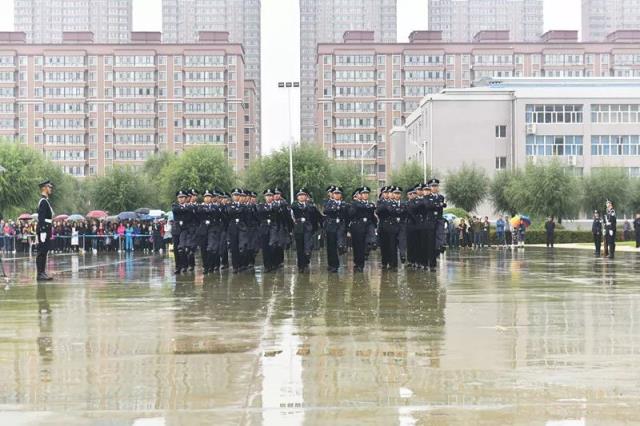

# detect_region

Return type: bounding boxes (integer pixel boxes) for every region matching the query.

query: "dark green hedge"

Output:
[477,230,620,245]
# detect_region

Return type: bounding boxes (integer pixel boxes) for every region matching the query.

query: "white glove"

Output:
[609,230,614,236]
[40,233,47,243]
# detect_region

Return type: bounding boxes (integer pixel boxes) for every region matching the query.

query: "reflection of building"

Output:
[162,0,262,154]
[582,0,640,41]
[428,0,543,42]
[14,0,133,44]
[317,30,640,184]
[401,78,640,180]
[300,0,397,144]
[0,31,257,176]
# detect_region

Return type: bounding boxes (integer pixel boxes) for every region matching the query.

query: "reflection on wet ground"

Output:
[1,249,640,424]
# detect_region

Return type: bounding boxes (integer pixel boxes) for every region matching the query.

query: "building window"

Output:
[591,104,640,123]
[495,125,507,138]
[526,135,583,156]
[591,135,640,156]
[495,157,507,170]
[525,105,583,124]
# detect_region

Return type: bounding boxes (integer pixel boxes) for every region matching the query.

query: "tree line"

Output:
[1,140,639,220]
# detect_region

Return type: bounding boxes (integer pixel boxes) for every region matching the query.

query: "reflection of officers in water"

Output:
[36,283,53,363]
[592,210,603,257]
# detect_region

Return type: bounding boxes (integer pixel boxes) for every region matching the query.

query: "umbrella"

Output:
[137,214,154,221]
[18,213,32,221]
[510,215,521,227]
[452,217,462,227]
[135,208,150,215]
[166,211,174,222]
[520,215,532,227]
[149,209,164,218]
[443,213,457,222]
[86,210,108,219]
[54,214,69,221]
[105,215,119,223]
[68,214,86,222]
[117,211,137,221]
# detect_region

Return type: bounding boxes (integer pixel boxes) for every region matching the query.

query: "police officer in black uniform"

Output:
[592,210,603,257]
[377,186,406,270]
[185,189,200,271]
[171,189,189,274]
[604,200,617,259]
[405,186,419,268]
[429,179,447,258]
[258,188,277,272]
[226,188,246,273]
[219,190,231,270]
[36,180,55,281]
[291,188,321,272]
[324,186,349,273]
[272,187,291,269]
[349,187,376,272]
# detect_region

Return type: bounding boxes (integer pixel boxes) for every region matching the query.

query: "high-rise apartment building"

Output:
[162,0,261,151]
[428,0,543,42]
[0,31,258,176]
[316,30,640,185]
[299,0,397,143]
[582,0,640,41]
[14,0,132,44]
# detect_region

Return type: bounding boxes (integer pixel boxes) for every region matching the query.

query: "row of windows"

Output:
[592,135,640,156]
[47,150,85,161]
[115,56,155,67]
[115,103,155,113]
[46,118,84,129]
[334,133,376,144]
[525,105,584,124]
[185,134,225,144]
[115,71,155,82]
[334,102,375,113]
[45,72,84,82]
[185,102,225,113]
[404,55,443,65]
[115,134,155,145]
[184,118,225,129]
[592,104,640,123]
[335,55,374,66]
[526,135,584,156]
[335,70,375,81]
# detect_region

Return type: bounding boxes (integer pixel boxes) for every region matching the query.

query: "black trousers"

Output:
[425,225,437,268]
[295,231,310,268]
[262,238,274,270]
[546,232,554,247]
[36,234,50,275]
[381,225,399,267]
[636,230,640,248]
[606,231,616,258]
[228,226,241,270]
[172,231,184,270]
[351,226,366,269]
[417,225,429,266]
[326,231,339,269]
[406,224,416,264]
[594,235,601,255]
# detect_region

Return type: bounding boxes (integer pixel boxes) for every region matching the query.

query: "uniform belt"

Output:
[235,218,240,223]
[179,221,184,226]
[296,218,306,223]
[328,218,341,223]
[44,219,52,224]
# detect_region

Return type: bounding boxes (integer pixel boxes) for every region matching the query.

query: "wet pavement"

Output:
[1,248,640,425]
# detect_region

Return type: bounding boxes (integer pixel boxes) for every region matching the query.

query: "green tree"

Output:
[506,160,579,220]
[0,141,58,218]
[160,146,236,205]
[330,162,374,201]
[628,178,640,215]
[88,166,155,213]
[243,143,332,201]
[490,170,520,215]
[389,161,430,192]
[444,164,490,213]
[580,168,631,216]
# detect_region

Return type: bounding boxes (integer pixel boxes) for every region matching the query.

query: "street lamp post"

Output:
[360,143,377,183]
[278,81,299,202]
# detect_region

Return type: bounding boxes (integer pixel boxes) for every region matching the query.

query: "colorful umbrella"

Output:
[54,214,69,221]
[68,214,86,222]
[18,213,32,221]
[86,210,108,219]
[510,215,522,227]
[520,215,532,227]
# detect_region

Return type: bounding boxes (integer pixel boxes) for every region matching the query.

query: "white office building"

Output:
[400,78,640,180]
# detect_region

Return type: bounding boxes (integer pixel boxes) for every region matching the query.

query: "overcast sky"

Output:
[0,0,580,153]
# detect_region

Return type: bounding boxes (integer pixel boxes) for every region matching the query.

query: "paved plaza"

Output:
[1,249,640,425]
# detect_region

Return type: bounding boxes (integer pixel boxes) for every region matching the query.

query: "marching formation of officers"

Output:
[171,179,448,275]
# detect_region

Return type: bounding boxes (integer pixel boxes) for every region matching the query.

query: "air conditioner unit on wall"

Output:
[525,123,536,135]
[567,155,577,166]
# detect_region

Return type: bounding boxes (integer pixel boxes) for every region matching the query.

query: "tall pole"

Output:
[279,82,299,202]
[287,87,294,202]
[423,139,428,182]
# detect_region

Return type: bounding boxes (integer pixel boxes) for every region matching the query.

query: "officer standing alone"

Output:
[604,200,617,259]
[36,180,55,281]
